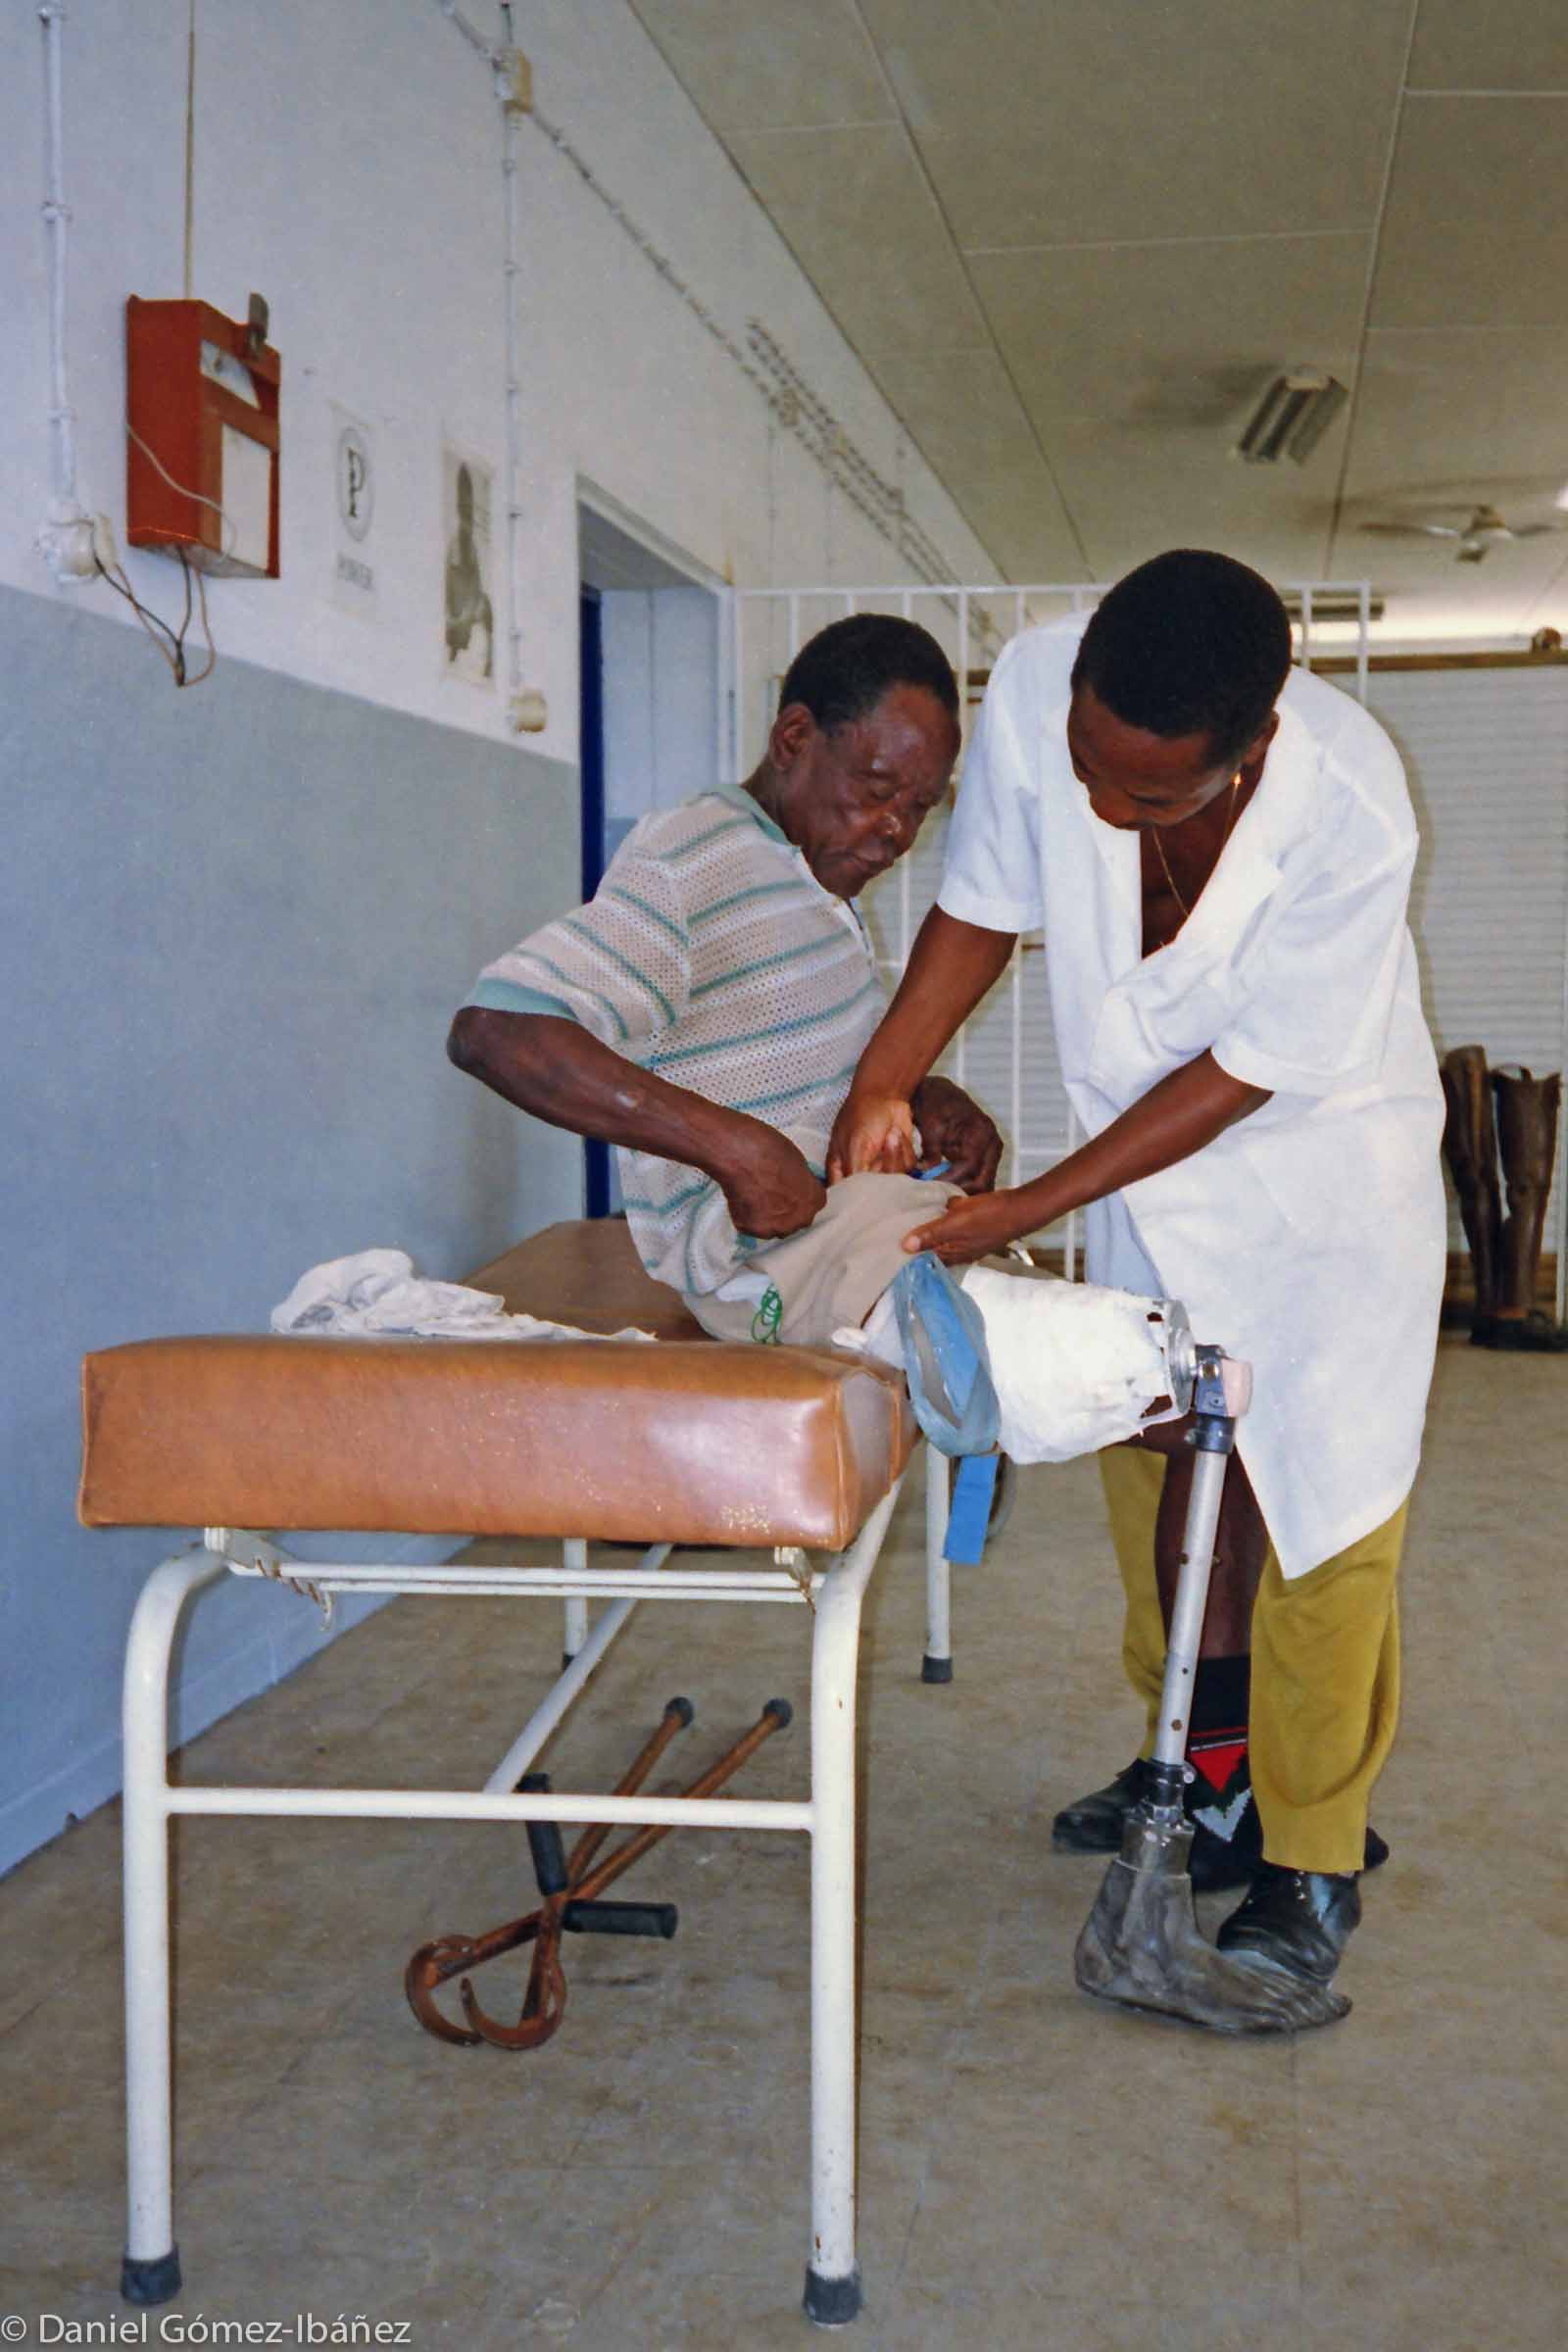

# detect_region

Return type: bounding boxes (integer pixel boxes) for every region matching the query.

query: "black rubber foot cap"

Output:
[804,2266,861,2326]
[920,1653,954,1685]
[122,2246,182,2305]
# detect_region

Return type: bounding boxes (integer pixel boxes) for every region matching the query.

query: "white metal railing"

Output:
[727,580,1375,1281]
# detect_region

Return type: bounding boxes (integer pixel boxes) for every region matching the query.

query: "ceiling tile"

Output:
[1340,327,1568,523]
[627,1,892,129]
[1036,415,1346,584]
[972,235,1367,433]
[862,349,1087,580]
[864,348,1041,479]
[1407,2,1568,90]
[955,502,1089,583]
[1372,98,1568,330]
[724,125,991,352]
[856,0,1409,246]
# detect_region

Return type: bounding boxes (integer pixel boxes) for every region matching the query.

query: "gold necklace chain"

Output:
[1152,773,1241,924]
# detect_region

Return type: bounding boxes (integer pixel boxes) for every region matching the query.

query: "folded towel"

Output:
[271,1249,655,1344]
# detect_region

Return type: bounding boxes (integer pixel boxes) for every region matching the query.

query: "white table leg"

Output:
[122,1547,224,2306]
[563,1539,589,1666]
[922,1441,953,1684]
[805,1477,903,2327]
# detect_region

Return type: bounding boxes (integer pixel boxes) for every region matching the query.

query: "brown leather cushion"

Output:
[78,1223,914,1548]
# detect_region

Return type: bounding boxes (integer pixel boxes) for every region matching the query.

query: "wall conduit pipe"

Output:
[436,0,531,729]
[500,83,524,717]
[38,0,79,516]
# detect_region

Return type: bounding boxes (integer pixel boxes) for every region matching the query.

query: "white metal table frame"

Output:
[122,1444,957,2328]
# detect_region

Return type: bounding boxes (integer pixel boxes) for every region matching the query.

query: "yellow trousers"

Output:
[1099,1445,1406,1876]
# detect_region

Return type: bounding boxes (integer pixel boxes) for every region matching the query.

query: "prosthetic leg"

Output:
[1074,1343,1349,2034]
[1153,1440,1266,1889]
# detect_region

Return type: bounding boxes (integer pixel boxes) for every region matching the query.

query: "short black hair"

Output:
[779,612,958,734]
[1071,550,1292,766]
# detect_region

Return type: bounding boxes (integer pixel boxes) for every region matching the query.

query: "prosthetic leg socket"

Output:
[959,1266,1191,1462]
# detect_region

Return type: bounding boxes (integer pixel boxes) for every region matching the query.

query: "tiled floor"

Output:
[2,1337,1564,2349]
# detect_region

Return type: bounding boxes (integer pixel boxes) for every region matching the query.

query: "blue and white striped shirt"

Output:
[466,783,885,1295]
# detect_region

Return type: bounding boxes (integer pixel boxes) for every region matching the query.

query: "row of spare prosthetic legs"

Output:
[1441,1048,1567,1349]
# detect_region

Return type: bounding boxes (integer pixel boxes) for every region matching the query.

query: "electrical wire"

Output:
[95,555,184,681]
[93,543,217,689]
[180,547,218,686]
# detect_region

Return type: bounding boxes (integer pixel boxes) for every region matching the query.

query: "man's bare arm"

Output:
[829,907,1017,1175]
[448,1007,826,1239]
[900,1050,1273,1262]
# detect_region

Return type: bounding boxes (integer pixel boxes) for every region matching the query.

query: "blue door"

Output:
[578,586,612,1219]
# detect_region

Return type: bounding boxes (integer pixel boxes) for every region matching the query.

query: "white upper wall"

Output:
[0,0,997,768]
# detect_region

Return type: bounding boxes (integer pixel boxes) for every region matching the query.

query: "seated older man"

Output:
[448,615,1004,1356]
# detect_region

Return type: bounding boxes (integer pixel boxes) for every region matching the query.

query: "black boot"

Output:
[1216,1863,1361,1984]
[1055,1764,1387,1883]
[1052,1758,1148,1852]
[1480,1065,1568,1348]
[1052,1758,1259,1883]
[1440,1045,1503,1330]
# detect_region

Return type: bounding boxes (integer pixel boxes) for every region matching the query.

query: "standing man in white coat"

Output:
[830,549,1446,2026]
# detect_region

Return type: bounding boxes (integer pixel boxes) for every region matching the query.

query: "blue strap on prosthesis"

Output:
[889,1252,1000,1460]
[942,1452,1002,1565]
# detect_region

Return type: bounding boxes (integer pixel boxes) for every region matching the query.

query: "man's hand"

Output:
[827,1090,919,1180]
[910,1075,1004,1193]
[713,1121,828,1240]
[899,1185,1041,1265]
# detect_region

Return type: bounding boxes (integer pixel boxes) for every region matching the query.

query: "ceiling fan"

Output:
[1359,504,1568,564]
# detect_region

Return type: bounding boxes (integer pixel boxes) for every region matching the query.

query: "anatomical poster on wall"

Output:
[441,440,496,687]
[330,404,377,614]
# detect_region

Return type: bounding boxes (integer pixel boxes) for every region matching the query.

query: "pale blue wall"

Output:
[0,584,582,1874]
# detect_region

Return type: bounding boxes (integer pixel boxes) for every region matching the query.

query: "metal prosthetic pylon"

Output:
[1074,1344,1350,2035]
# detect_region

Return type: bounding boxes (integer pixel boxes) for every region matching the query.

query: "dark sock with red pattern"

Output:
[1186,1654,1257,1856]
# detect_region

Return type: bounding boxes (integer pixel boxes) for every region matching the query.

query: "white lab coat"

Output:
[940,621,1446,1578]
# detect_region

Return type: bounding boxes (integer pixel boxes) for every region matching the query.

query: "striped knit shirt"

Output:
[466,782,886,1296]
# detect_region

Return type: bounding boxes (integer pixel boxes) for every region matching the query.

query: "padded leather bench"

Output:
[82,1219,954,2329]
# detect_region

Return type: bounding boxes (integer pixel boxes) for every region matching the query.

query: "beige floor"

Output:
[2,1336,1564,2350]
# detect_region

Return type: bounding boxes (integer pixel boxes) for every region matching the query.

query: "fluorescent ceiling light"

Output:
[1235,372,1348,466]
